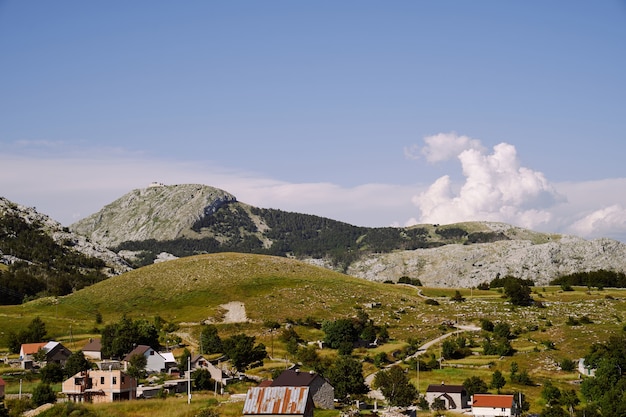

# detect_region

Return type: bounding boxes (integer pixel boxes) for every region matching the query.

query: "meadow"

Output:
[0,253,624,415]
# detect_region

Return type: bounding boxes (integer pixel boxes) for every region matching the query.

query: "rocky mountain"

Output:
[69,183,626,288]
[0,197,131,276]
[71,183,237,247]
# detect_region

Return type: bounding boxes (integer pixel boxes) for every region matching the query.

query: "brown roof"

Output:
[472,394,514,408]
[83,338,101,351]
[426,384,467,394]
[270,369,320,387]
[123,345,152,361]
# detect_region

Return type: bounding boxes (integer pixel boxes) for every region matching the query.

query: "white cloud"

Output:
[420,132,485,163]
[568,205,626,238]
[411,138,562,230]
[2,139,626,243]
[0,150,418,228]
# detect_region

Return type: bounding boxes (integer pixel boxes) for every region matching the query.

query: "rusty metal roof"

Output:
[243,386,310,415]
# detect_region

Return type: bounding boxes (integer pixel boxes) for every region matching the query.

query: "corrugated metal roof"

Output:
[243,386,310,415]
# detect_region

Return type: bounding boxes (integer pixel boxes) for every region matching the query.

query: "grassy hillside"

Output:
[0,253,431,338]
[2,252,625,415]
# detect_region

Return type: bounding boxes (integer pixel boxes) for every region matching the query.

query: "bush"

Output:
[560,358,576,372]
[32,383,57,406]
[424,298,439,306]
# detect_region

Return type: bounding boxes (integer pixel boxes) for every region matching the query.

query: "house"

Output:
[123,345,169,374]
[43,341,72,366]
[82,339,102,361]
[62,369,136,403]
[471,394,517,417]
[190,355,231,385]
[270,369,334,409]
[243,386,313,417]
[425,383,469,410]
[19,342,47,361]
[160,351,177,371]
[19,341,72,368]
[0,377,5,398]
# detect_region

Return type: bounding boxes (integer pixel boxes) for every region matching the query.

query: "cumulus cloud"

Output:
[567,205,626,239]
[404,132,484,162]
[411,135,562,230]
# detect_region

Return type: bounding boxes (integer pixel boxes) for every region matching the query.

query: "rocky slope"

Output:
[0,196,131,275]
[343,230,626,287]
[67,184,626,288]
[71,183,237,247]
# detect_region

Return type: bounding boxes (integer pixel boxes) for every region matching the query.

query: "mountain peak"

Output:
[70,184,236,247]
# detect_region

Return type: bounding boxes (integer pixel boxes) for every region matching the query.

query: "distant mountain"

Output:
[70,183,626,287]
[0,197,131,304]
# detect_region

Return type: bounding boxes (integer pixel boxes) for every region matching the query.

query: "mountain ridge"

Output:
[67,183,626,288]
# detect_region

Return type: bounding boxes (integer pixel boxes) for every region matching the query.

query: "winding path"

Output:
[365,323,481,400]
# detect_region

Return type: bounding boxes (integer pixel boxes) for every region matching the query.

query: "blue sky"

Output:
[1,1,626,241]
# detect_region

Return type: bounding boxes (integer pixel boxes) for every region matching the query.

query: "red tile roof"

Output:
[20,342,47,355]
[472,394,514,408]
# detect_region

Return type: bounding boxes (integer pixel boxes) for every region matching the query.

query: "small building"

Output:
[123,345,170,374]
[62,369,136,403]
[82,339,102,361]
[19,342,48,361]
[243,386,313,417]
[471,394,517,417]
[190,355,231,385]
[19,341,72,368]
[425,383,469,410]
[270,369,334,409]
[0,377,5,398]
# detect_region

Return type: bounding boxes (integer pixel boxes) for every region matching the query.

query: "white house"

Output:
[471,394,517,417]
[190,354,231,385]
[123,345,170,374]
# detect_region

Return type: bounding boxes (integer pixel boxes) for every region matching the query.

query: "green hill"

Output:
[0,253,430,339]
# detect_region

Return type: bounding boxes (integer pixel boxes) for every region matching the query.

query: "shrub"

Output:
[424,298,439,306]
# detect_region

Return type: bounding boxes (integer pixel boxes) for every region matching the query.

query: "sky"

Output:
[1,1,626,242]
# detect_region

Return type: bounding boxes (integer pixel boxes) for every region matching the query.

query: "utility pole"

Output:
[187,355,192,404]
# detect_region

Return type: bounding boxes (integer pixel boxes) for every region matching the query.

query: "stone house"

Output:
[270,369,334,409]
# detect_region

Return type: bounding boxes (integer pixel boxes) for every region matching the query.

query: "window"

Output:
[122,376,125,383]
[101,377,105,384]
[112,377,117,385]
[74,378,83,385]
[150,351,155,355]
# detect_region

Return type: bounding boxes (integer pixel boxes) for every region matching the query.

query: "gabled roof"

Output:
[472,394,515,408]
[20,342,48,356]
[123,345,153,361]
[83,338,101,351]
[426,384,467,394]
[270,369,322,387]
[243,386,311,415]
